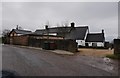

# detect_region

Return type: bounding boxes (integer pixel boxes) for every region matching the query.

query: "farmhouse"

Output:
[6,22,106,52]
[34,22,106,47]
[85,30,105,47]
[8,27,77,52]
[35,22,89,46]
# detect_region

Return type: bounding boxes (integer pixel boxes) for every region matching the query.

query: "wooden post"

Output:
[114,39,120,55]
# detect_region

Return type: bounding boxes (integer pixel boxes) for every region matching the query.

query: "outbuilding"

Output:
[85,30,105,47]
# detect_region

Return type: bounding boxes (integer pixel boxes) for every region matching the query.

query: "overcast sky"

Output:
[118,2,120,39]
[2,2,118,41]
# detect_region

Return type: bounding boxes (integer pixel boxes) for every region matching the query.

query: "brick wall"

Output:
[28,37,77,52]
[12,36,29,46]
[56,39,77,52]
[9,35,77,52]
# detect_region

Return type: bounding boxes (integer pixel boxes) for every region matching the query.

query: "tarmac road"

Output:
[2,44,117,76]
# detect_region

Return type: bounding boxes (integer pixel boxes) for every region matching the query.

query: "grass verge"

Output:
[106,54,120,60]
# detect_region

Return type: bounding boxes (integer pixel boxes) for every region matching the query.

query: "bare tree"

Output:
[2,29,10,37]
[45,20,50,28]
[61,20,69,27]
[61,21,64,27]
[18,26,23,30]
[64,20,69,27]
[16,25,23,30]
[56,23,60,27]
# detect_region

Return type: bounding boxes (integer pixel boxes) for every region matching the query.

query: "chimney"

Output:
[102,29,105,41]
[71,22,75,28]
[16,25,19,30]
[45,25,48,30]
[102,29,104,33]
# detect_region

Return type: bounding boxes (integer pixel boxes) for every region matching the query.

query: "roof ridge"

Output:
[35,26,88,31]
[14,29,32,32]
[88,33,103,34]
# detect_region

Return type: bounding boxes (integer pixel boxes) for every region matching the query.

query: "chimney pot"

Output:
[16,25,19,30]
[71,22,75,28]
[102,29,104,33]
[45,25,48,29]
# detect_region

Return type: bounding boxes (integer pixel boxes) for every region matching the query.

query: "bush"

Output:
[106,54,120,60]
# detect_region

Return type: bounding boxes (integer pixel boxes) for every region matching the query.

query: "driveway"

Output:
[2,44,118,76]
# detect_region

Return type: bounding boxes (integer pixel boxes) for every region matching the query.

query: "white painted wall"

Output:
[49,33,57,36]
[17,34,23,36]
[44,33,57,36]
[88,42,92,46]
[76,29,88,46]
[86,42,104,47]
[76,40,85,46]
[97,42,104,47]
[84,29,89,40]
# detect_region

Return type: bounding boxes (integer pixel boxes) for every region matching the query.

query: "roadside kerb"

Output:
[10,45,74,55]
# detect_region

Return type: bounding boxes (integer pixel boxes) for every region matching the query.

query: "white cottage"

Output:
[85,30,105,47]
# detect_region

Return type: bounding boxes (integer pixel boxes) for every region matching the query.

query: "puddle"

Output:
[90,57,118,75]
[72,56,118,75]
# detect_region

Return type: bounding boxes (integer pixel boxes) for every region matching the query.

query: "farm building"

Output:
[9,29,32,37]
[85,30,105,47]
[7,25,78,52]
[7,22,106,50]
[9,28,32,45]
[8,33,77,52]
[35,22,89,47]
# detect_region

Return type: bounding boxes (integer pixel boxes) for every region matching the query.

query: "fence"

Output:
[7,35,77,52]
[114,39,120,55]
[28,37,77,52]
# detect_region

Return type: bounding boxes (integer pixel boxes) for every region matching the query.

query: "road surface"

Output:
[2,45,117,76]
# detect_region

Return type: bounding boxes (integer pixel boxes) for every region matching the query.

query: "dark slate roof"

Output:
[35,27,71,34]
[34,29,45,35]
[23,34,63,37]
[11,29,32,35]
[35,26,88,40]
[65,26,88,40]
[85,33,105,42]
